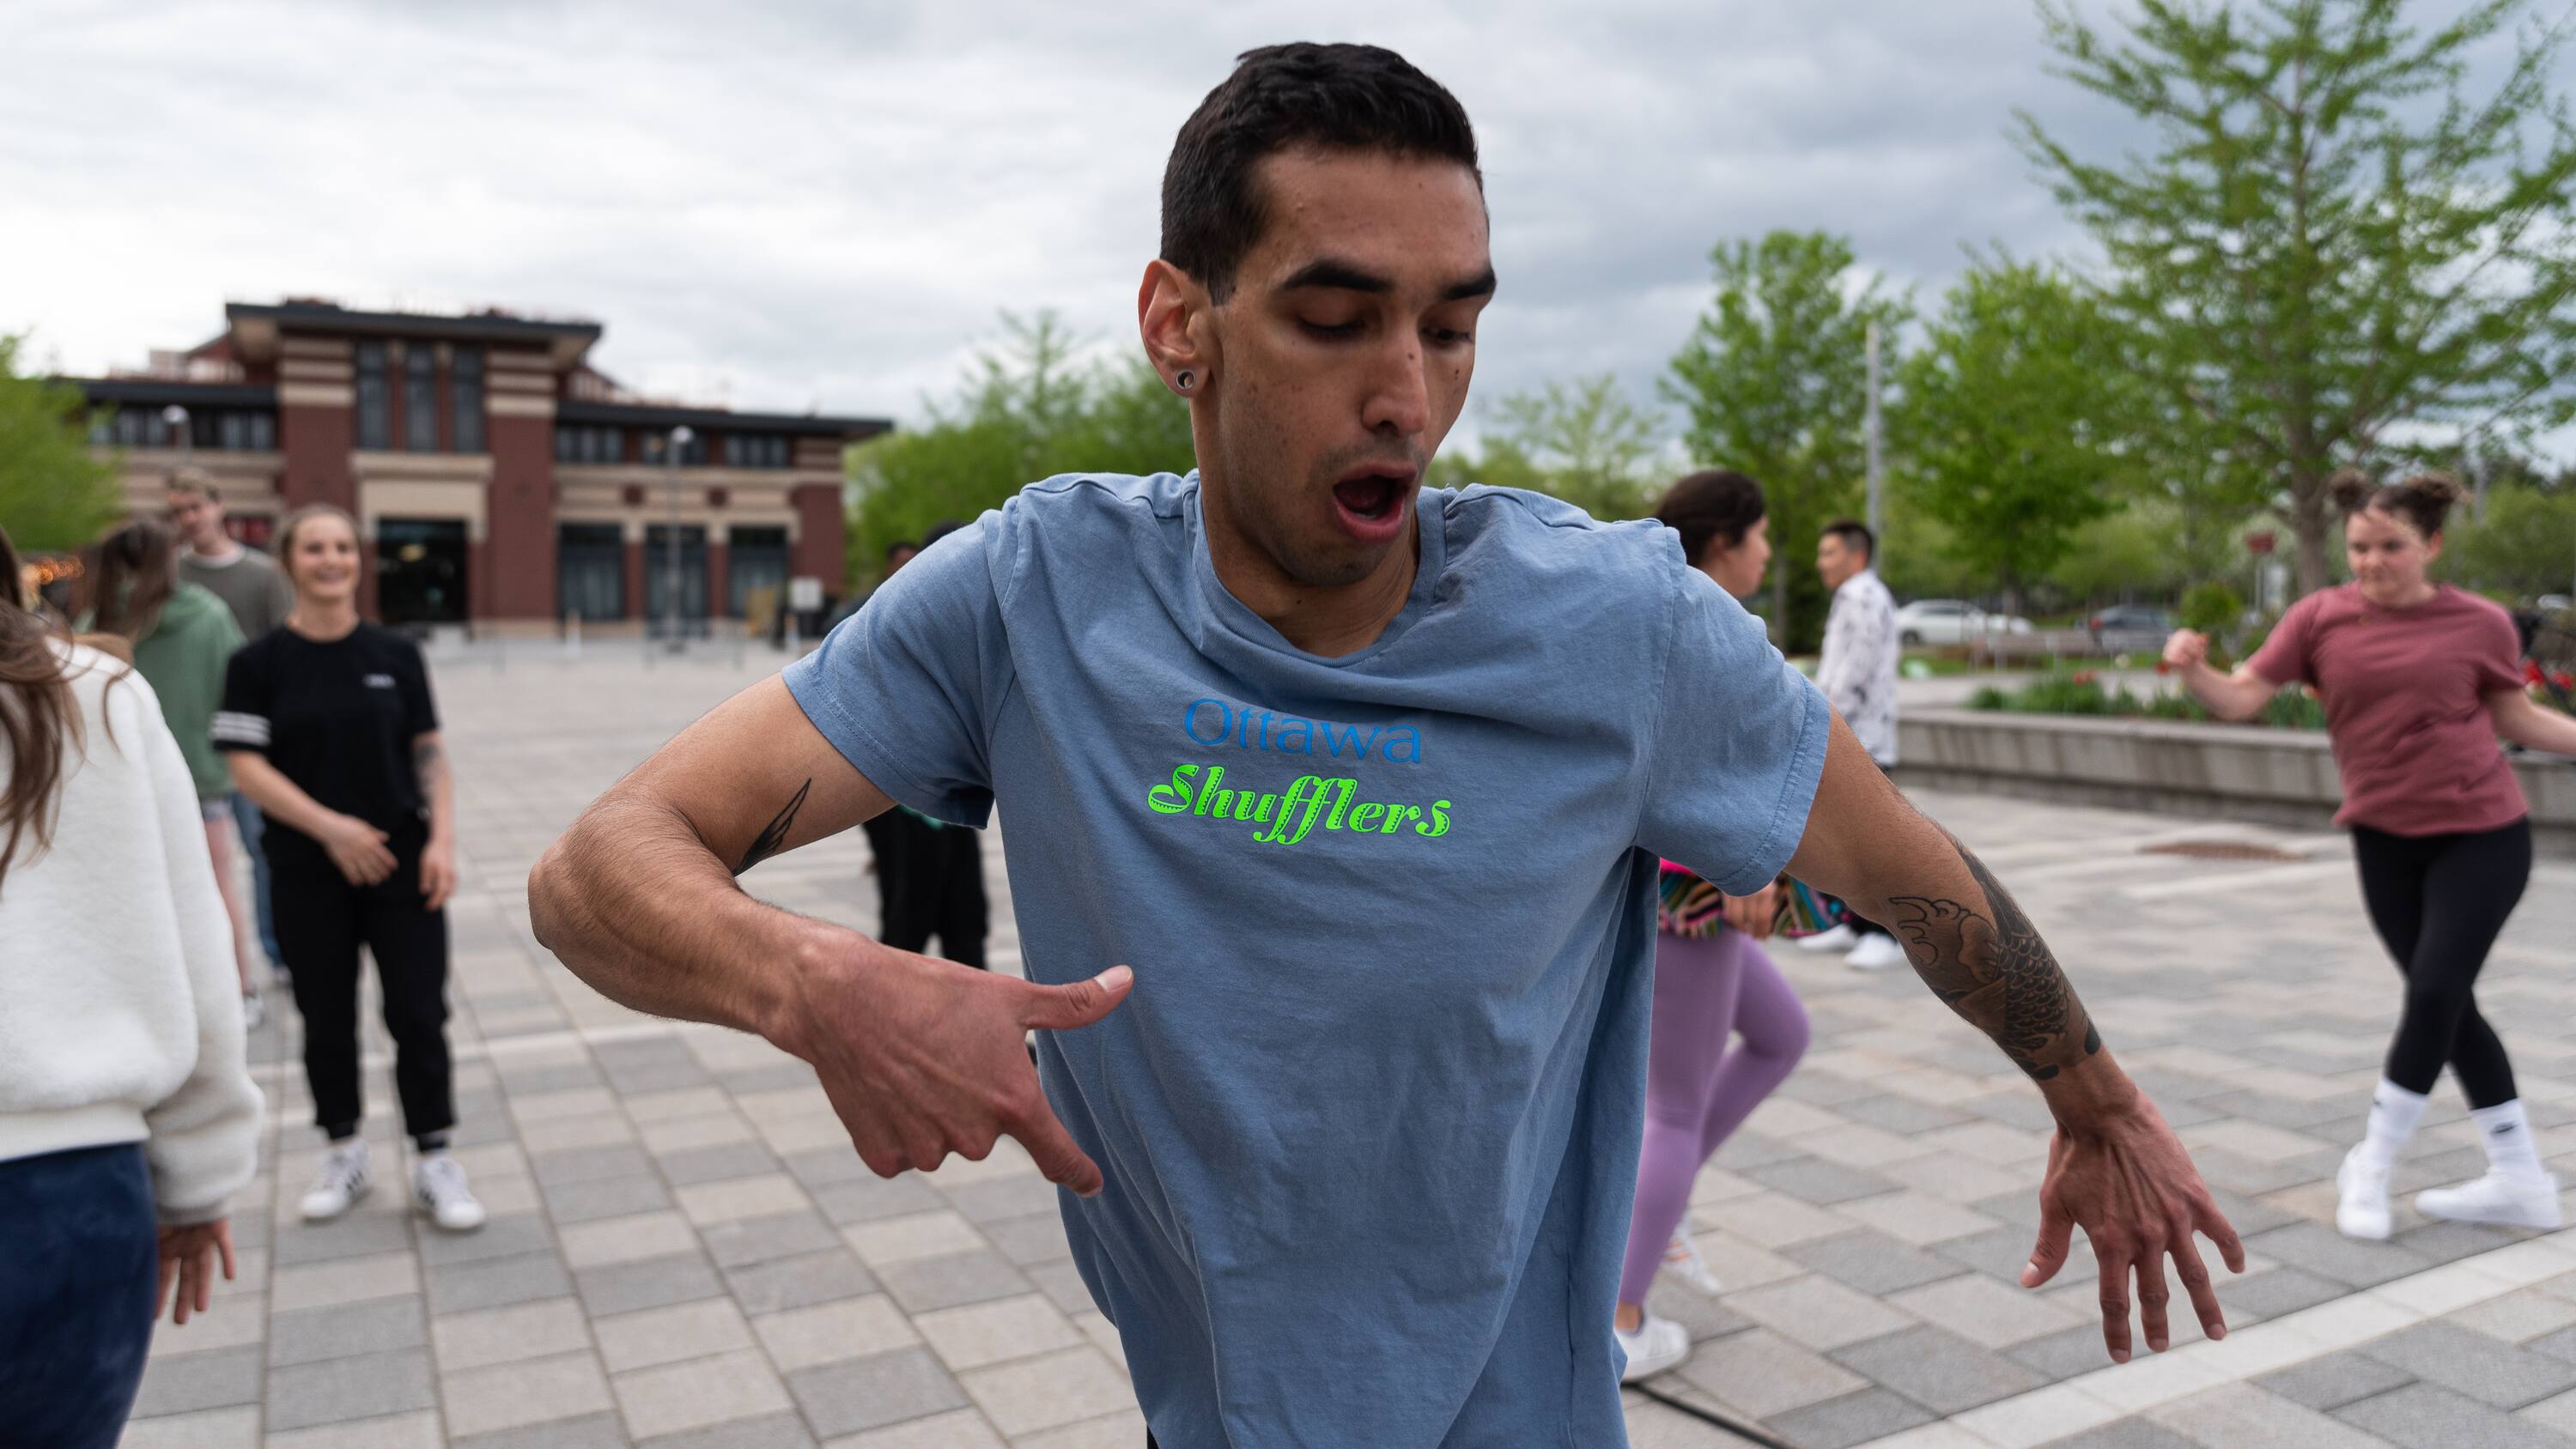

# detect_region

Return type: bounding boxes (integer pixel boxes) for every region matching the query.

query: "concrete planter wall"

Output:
[1890,708,2576,858]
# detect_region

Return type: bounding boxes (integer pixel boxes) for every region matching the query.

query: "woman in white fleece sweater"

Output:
[0,524,264,1449]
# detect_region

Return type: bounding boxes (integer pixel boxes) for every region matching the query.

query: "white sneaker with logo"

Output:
[1795,925,1856,954]
[1663,1234,1724,1296]
[1615,1313,1691,1383]
[2415,1171,2562,1231]
[2335,1147,2393,1241]
[300,1140,372,1222]
[414,1155,487,1232]
[1844,933,1910,973]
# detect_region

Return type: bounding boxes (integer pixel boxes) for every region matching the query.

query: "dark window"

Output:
[376,518,469,625]
[404,347,438,452]
[643,524,709,632]
[721,433,793,469]
[452,349,485,454]
[648,431,706,467]
[355,343,390,450]
[553,424,625,464]
[558,523,625,621]
[727,524,790,618]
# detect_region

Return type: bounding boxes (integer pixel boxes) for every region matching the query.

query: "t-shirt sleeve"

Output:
[782,522,1007,828]
[2247,595,2317,686]
[212,641,271,755]
[395,638,440,738]
[1633,570,1834,895]
[2470,603,2527,695]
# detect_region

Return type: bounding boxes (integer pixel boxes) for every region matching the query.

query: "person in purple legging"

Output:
[1615,470,1814,1382]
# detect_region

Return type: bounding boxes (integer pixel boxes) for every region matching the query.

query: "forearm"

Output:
[2494,693,2576,755]
[224,752,343,840]
[2179,662,2271,721]
[415,737,456,842]
[529,792,851,1048]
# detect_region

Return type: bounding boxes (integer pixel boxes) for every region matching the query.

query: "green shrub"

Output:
[2179,581,2244,638]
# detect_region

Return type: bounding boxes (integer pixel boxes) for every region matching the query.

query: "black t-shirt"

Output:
[215,622,439,840]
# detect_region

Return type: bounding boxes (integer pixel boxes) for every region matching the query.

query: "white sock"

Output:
[2471,1100,2549,1181]
[2358,1078,2428,1170]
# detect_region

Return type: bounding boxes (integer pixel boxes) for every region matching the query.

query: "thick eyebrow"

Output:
[1275,258,1498,303]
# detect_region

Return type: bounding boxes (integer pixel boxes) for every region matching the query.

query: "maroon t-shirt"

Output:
[2248,584,2527,836]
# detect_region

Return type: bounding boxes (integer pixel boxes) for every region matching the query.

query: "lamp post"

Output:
[161,403,191,464]
[665,425,693,652]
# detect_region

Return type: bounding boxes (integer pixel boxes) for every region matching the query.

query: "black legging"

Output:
[2352,817,2532,1108]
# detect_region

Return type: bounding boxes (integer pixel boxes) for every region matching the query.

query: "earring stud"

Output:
[1175,369,1195,392]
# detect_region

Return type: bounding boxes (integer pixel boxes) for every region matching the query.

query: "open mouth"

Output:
[1329,465,1416,543]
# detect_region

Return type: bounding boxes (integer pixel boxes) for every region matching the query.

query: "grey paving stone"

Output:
[2386,1216,2522,1266]
[418,1210,559,1266]
[1766,1386,1936,1448]
[268,1208,417,1266]
[2198,1088,2355,1132]
[595,1057,714,1095]
[981,1212,1075,1268]
[1026,1259,1099,1318]
[2035,1417,2203,1449]
[1645,1278,1753,1343]
[724,1248,878,1315]
[2388,1148,2499,1198]
[2205,1187,2300,1237]
[700,1209,840,1270]
[2261,1351,2421,1410]
[1834,1094,1974,1136]
[496,1061,610,1096]
[1710,1131,1804,1171]
[2224,1265,2349,1320]
[454,1413,632,1449]
[2244,1222,2435,1288]
[2009,1325,2128,1383]
[1832,1325,2044,1414]
[1962,1093,2062,1133]
[2361,1321,2576,1410]
[1746,1158,1901,1206]
[716,1063,819,1094]
[939,1173,1066,1225]
[1973,1191,2047,1232]
[2535,1326,2576,1365]
[131,1343,264,1417]
[876,1248,1036,1314]
[2334,1382,2576,1449]
[2191,1147,2343,1197]
[1938,1224,2070,1283]
[812,1173,944,1225]
[266,1296,428,1367]
[264,1346,437,1431]
[575,1252,724,1317]
[544,1173,676,1225]
[1774,1070,1880,1107]
[532,1143,656,1189]
[787,1345,969,1438]
[780,1147,873,1191]
[655,1141,781,1188]
[428,1251,576,1314]
[1786,1232,1971,1295]
[635,1411,816,1448]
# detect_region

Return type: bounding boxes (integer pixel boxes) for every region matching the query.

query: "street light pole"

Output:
[1863,322,1885,551]
[665,425,692,652]
[162,403,191,467]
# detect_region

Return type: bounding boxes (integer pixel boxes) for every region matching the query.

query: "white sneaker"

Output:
[1795,925,1857,953]
[2415,1171,2563,1230]
[1615,1313,1691,1383]
[301,1140,372,1222]
[241,990,264,1030]
[1844,934,1910,973]
[414,1155,487,1233]
[2336,1147,2393,1240]
[1663,1234,1724,1296]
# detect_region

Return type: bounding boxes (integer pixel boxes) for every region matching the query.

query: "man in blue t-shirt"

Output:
[532,43,2240,1447]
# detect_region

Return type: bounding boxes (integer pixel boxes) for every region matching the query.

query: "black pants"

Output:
[0,1145,156,1449]
[1843,903,1893,940]
[874,811,988,969]
[2353,817,2532,1108]
[271,826,457,1142]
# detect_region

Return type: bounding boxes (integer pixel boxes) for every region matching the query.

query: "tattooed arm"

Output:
[414,731,458,910]
[1785,714,2244,1363]
[528,676,1128,1193]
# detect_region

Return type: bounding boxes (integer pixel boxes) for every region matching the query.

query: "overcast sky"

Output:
[4,0,2550,457]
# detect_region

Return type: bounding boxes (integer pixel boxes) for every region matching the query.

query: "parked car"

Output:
[1894,599,2035,647]
[2087,604,2178,654]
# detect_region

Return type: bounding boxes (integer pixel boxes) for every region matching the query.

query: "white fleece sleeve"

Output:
[133,687,264,1223]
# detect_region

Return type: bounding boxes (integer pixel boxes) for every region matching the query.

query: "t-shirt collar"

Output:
[1184,472,1445,669]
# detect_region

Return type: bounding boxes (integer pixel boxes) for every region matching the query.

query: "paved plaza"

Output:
[117,642,2576,1448]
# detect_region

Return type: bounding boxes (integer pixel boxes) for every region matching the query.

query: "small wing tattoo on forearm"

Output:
[734,779,811,876]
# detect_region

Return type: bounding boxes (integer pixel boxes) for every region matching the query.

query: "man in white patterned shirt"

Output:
[1801,518,1909,971]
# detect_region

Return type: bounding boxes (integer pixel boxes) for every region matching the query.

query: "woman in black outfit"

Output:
[216,504,483,1233]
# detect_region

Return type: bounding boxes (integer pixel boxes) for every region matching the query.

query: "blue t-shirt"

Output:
[785,472,1828,1447]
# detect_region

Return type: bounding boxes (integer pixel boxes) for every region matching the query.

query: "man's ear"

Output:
[1138,259,1213,398]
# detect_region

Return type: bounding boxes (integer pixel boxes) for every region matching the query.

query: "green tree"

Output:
[2019,0,2576,597]
[1485,373,1664,519]
[2445,480,2576,602]
[1666,231,1909,649]
[1896,258,2133,615]
[0,333,121,554]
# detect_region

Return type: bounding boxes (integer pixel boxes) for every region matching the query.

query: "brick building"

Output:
[70,300,889,629]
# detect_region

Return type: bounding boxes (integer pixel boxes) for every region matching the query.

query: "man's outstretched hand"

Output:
[775,944,1133,1196]
[2022,1090,2245,1363]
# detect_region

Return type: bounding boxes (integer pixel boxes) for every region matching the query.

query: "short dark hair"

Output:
[884,538,916,561]
[2328,468,2464,540]
[1654,470,1767,567]
[1821,518,1874,562]
[1162,43,1480,302]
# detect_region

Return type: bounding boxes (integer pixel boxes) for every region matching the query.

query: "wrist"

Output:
[2036,1049,2143,1133]
[767,921,866,1060]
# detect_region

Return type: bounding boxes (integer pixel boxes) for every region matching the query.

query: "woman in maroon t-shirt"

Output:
[2167,472,2576,1243]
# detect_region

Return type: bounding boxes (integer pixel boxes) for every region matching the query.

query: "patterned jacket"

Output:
[1817,567,1899,766]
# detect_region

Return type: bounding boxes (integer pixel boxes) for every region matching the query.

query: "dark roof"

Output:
[556,398,892,440]
[60,378,279,408]
[226,301,604,345]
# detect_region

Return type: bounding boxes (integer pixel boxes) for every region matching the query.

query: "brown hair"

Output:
[0,524,79,891]
[2328,468,2465,540]
[167,467,218,502]
[1653,470,1768,567]
[84,517,178,641]
[275,503,359,590]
